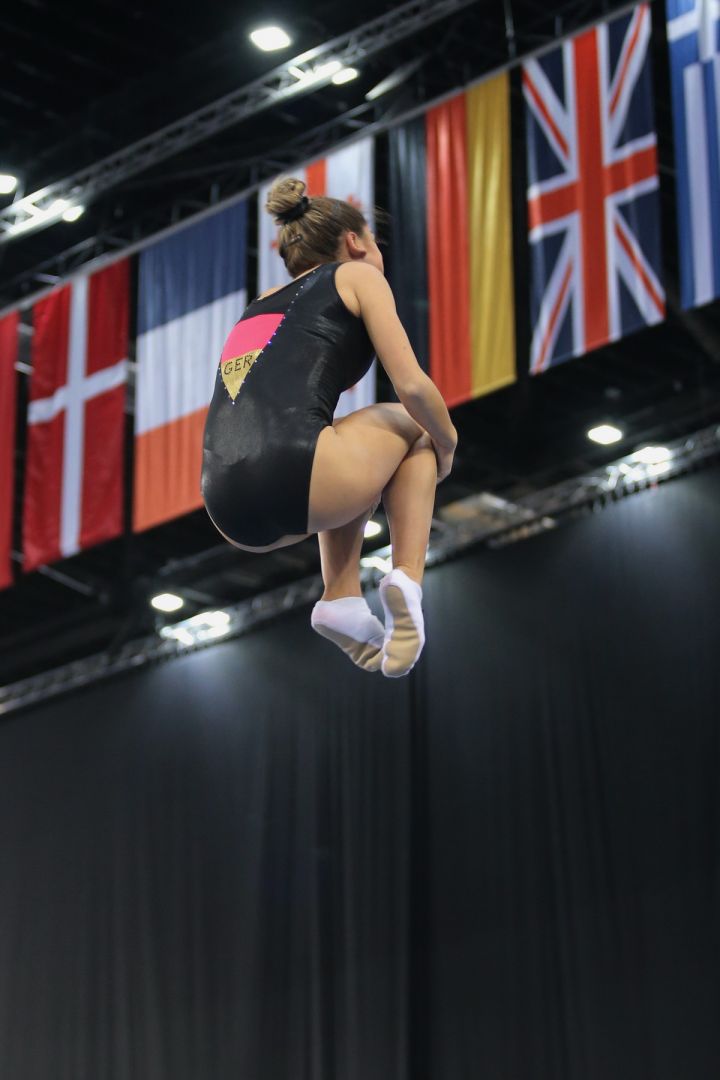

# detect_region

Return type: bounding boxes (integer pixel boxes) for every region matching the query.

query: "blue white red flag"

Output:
[523,3,665,373]
[667,0,720,309]
[134,202,247,532]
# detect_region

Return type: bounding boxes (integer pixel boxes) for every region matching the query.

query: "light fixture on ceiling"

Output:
[332,67,359,85]
[62,205,85,223]
[364,519,383,539]
[360,554,393,574]
[316,59,343,79]
[587,424,623,445]
[249,26,292,51]
[631,445,672,465]
[0,174,18,195]
[160,610,232,645]
[151,592,184,613]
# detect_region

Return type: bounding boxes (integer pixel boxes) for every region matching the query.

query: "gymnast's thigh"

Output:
[306,403,425,533]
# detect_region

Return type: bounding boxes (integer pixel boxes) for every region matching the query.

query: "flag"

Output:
[387,117,429,371]
[0,311,19,590]
[23,261,129,573]
[134,201,247,532]
[667,0,720,308]
[258,139,376,419]
[523,3,664,373]
[388,73,516,407]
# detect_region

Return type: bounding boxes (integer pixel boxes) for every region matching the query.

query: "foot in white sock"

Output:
[311,596,385,672]
[379,568,425,678]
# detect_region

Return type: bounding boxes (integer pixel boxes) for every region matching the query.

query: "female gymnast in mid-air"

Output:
[201,178,458,678]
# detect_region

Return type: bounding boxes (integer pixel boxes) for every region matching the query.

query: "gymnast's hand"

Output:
[433,433,457,484]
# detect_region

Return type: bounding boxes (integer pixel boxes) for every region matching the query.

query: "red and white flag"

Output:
[23,260,129,573]
[0,311,19,590]
[258,138,376,419]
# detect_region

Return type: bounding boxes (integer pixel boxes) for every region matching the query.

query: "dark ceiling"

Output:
[1,0,719,686]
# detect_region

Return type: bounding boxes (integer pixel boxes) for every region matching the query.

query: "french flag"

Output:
[23,261,129,573]
[133,201,247,532]
[258,138,376,419]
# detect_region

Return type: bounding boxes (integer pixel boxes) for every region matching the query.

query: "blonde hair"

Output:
[265,176,368,277]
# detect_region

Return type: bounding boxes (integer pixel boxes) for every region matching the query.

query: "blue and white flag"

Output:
[667,0,720,308]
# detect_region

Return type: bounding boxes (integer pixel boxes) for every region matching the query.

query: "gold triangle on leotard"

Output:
[221,348,262,401]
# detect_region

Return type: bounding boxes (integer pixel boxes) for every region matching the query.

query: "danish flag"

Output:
[523,3,665,373]
[23,260,129,572]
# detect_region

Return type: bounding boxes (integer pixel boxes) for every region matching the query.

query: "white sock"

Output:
[379,568,425,678]
[311,596,385,672]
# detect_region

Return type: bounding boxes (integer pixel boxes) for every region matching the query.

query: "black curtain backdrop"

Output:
[0,467,719,1079]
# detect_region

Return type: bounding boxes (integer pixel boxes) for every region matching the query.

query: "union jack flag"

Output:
[523,3,665,374]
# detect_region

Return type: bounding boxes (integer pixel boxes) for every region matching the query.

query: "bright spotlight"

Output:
[364,520,382,539]
[316,59,343,79]
[332,67,359,85]
[632,445,671,465]
[249,26,291,51]
[361,555,393,574]
[62,205,85,222]
[587,424,623,445]
[0,174,18,195]
[151,592,184,613]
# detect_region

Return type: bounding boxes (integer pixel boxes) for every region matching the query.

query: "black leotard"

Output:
[201,262,374,546]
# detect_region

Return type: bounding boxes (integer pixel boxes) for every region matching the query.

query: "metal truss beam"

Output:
[0,0,483,246]
[2,420,718,716]
[0,0,640,311]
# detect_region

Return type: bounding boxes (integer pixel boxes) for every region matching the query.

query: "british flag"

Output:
[523,3,665,374]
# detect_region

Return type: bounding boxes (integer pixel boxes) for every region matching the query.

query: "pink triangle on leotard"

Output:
[221,313,284,362]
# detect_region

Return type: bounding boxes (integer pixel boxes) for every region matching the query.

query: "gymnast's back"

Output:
[201,262,374,547]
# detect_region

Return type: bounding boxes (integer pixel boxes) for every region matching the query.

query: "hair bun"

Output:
[265,177,308,223]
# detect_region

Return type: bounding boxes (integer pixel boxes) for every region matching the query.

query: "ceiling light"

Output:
[151,592,184,613]
[249,26,291,51]
[186,610,230,628]
[316,59,343,79]
[160,626,195,647]
[0,174,18,195]
[631,445,671,465]
[361,555,393,574]
[62,205,85,222]
[587,424,623,445]
[364,519,382,539]
[332,67,359,85]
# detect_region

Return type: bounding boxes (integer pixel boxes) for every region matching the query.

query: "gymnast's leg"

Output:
[308,404,438,677]
[311,499,385,672]
[379,432,436,677]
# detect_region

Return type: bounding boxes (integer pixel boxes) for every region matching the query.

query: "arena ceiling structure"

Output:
[1,0,719,696]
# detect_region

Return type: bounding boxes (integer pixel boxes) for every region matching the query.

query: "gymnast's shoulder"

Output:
[335,261,394,319]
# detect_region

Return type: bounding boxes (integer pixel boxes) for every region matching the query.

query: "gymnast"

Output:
[201,178,457,677]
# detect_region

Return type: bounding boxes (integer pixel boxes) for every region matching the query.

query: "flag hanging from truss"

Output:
[666,0,720,309]
[23,261,129,573]
[523,2,665,374]
[258,139,376,419]
[0,311,19,589]
[134,202,247,532]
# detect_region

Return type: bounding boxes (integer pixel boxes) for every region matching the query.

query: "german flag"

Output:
[388,72,516,408]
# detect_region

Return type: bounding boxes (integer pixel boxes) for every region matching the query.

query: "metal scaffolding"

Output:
[0,0,482,246]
